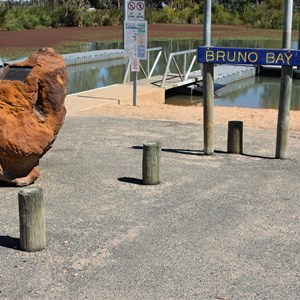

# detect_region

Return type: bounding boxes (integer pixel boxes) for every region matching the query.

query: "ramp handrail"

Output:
[123,47,167,83]
[160,49,198,87]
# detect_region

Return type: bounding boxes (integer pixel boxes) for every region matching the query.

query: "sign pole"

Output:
[276,0,294,159]
[133,70,138,106]
[124,0,138,106]
[204,0,211,46]
[124,0,146,107]
[203,0,214,155]
[123,0,127,53]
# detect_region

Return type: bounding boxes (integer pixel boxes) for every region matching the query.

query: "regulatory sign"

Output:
[126,0,145,21]
[198,47,300,66]
[131,57,140,72]
[124,21,147,60]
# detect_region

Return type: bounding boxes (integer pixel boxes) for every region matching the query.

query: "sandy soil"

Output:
[74,98,300,132]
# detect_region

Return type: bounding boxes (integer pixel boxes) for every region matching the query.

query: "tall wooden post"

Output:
[276,0,294,159]
[203,63,214,155]
[203,0,214,155]
[18,187,46,252]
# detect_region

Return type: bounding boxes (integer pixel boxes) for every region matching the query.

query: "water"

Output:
[66,38,300,110]
[67,39,200,94]
[216,76,300,111]
[166,75,300,111]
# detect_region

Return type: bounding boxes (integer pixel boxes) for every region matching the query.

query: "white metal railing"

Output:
[123,47,166,83]
[160,49,198,87]
[123,48,200,87]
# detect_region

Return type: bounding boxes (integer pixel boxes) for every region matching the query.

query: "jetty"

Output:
[2,48,290,115]
[65,63,257,114]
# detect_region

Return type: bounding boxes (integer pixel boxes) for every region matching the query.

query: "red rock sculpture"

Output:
[0,48,67,186]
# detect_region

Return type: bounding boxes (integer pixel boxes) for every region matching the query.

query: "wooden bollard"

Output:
[18,187,46,252]
[143,142,161,185]
[227,121,243,154]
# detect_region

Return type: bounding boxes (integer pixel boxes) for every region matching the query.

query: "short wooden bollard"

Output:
[18,187,46,252]
[143,142,161,185]
[227,121,243,154]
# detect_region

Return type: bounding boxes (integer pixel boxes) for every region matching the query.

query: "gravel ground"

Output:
[1,116,300,299]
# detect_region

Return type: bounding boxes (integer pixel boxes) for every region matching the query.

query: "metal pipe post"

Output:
[204,0,212,46]
[282,0,293,49]
[133,71,138,106]
[123,0,127,48]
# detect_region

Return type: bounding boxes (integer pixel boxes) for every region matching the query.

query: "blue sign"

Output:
[198,47,300,66]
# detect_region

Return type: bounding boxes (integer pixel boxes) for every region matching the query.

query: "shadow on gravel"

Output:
[132,146,275,160]
[0,182,18,188]
[0,236,20,250]
[162,148,203,156]
[118,177,143,185]
[132,145,204,156]
[241,153,276,160]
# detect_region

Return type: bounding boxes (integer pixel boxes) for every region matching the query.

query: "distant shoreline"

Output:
[0,24,290,59]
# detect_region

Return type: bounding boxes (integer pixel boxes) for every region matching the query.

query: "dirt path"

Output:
[66,96,300,132]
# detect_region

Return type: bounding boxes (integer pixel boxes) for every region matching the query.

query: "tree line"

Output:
[13,1,297,10]
[0,0,299,31]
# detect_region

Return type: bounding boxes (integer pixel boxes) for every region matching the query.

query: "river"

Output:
[64,38,300,110]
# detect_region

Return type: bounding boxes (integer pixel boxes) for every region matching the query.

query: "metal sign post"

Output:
[203,0,211,47]
[124,0,146,106]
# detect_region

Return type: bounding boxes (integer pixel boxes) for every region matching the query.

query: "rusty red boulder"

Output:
[0,48,67,186]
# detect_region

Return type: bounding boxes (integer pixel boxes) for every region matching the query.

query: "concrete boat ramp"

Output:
[65,82,165,115]
[66,64,256,114]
